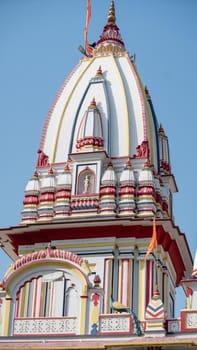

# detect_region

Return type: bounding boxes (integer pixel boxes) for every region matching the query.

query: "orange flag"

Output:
[84,0,93,55]
[146,216,157,259]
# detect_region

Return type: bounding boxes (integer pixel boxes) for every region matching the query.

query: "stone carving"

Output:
[36,149,49,167]
[13,317,76,335]
[99,315,132,334]
[135,140,149,159]
[83,175,91,193]
[12,247,83,271]
[185,312,197,329]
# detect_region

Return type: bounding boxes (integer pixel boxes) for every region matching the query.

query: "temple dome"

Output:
[37,2,161,173]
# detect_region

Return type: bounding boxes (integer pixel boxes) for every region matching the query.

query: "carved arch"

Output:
[77,167,96,194]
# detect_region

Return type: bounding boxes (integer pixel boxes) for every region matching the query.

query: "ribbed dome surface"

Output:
[38,3,160,172]
[21,0,174,224]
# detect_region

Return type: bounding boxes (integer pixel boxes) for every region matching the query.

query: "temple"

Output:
[0,1,196,349]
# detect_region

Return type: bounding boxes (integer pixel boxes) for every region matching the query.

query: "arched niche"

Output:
[3,249,92,335]
[77,168,95,195]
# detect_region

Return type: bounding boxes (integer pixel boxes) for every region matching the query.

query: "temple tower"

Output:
[0,2,195,348]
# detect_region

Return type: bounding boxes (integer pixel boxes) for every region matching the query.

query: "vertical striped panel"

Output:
[15,290,21,318]
[20,283,28,317]
[164,272,168,314]
[32,278,38,317]
[131,258,134,309]
[159,136,162,160]
[139,260,145,320]
[39,281,45,316]
[118,259,130,307]
[158,265,162,294]
[151,260,154,296]
[103,259,112,314]
[127,259,132,308]
[3,298,11,336]
[132,256,139,315]
[44,282,49,316]
[19,286,24,317]
[35,277,42,317]
[27,281,34,317]
[118,259,123,303]
[146,260,150,306]
[52,279,65,316]
[48,281,53,316]
[62,277,67,316]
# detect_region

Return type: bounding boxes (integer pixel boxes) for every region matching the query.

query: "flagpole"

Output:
[84,0,93,56]
[145,215,158,290]
[145,216,157,260]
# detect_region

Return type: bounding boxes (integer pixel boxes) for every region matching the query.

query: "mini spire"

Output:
[159,123,165,135]
[64,161,71,172]
[89,97,97,108]
[108,0,116,24]
[95,66,103,77]
[48,165,54,175]
[125,158,132,168]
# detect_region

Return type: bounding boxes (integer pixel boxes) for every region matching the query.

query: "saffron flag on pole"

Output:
[145,216,157,259]
[84,0,93,55]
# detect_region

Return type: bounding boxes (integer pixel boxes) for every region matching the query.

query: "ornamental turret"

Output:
[137,161,156,217]
[21,171,39,223]
[100,161,117,216]
[54,163,72,218]
[76,98,104,152]
[37,166,55,221]
[118,159,136,217]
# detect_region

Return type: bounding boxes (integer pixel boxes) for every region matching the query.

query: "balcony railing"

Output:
[13,317,77,336]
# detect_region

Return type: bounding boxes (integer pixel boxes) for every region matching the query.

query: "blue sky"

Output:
[0,0,197,316]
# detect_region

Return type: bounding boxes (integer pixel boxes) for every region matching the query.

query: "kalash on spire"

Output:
[0,1,195,348]
[83,0,126,56]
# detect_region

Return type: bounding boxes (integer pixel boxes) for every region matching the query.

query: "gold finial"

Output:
[108,0,116,24]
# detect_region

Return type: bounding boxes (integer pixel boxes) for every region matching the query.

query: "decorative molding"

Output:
[13,317,77,336]
[166,319,180,333]
[181,310,197,331]
[99,314,132,334]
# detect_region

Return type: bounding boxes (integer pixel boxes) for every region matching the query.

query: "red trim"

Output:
[127,57,147,142]
[38,63,80,152]
[7,222,187,285]
[14,333,76,337]
[180,310,197,332]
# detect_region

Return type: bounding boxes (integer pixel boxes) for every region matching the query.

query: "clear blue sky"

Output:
[0,0,197,316]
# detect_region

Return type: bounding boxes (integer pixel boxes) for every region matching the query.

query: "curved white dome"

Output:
[101,162,116,186]
[25,172,39,194]
[119,160,135,185]
[21,1,175,224]
[138,162,154,184]
[38,4,159,171]
[56,164,72,189]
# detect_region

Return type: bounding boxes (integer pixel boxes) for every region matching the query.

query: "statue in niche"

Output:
[136,140,149,158]
[36,149,49,167]
[83,175,91,193]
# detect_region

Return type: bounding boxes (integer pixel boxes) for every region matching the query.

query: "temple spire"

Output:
[108,0,116,24]
[95,0,125,54]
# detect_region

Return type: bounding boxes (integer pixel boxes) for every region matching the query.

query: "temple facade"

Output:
[0,1,196,349]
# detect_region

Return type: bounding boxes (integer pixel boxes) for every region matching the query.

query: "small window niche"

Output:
[77,169,95,195]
